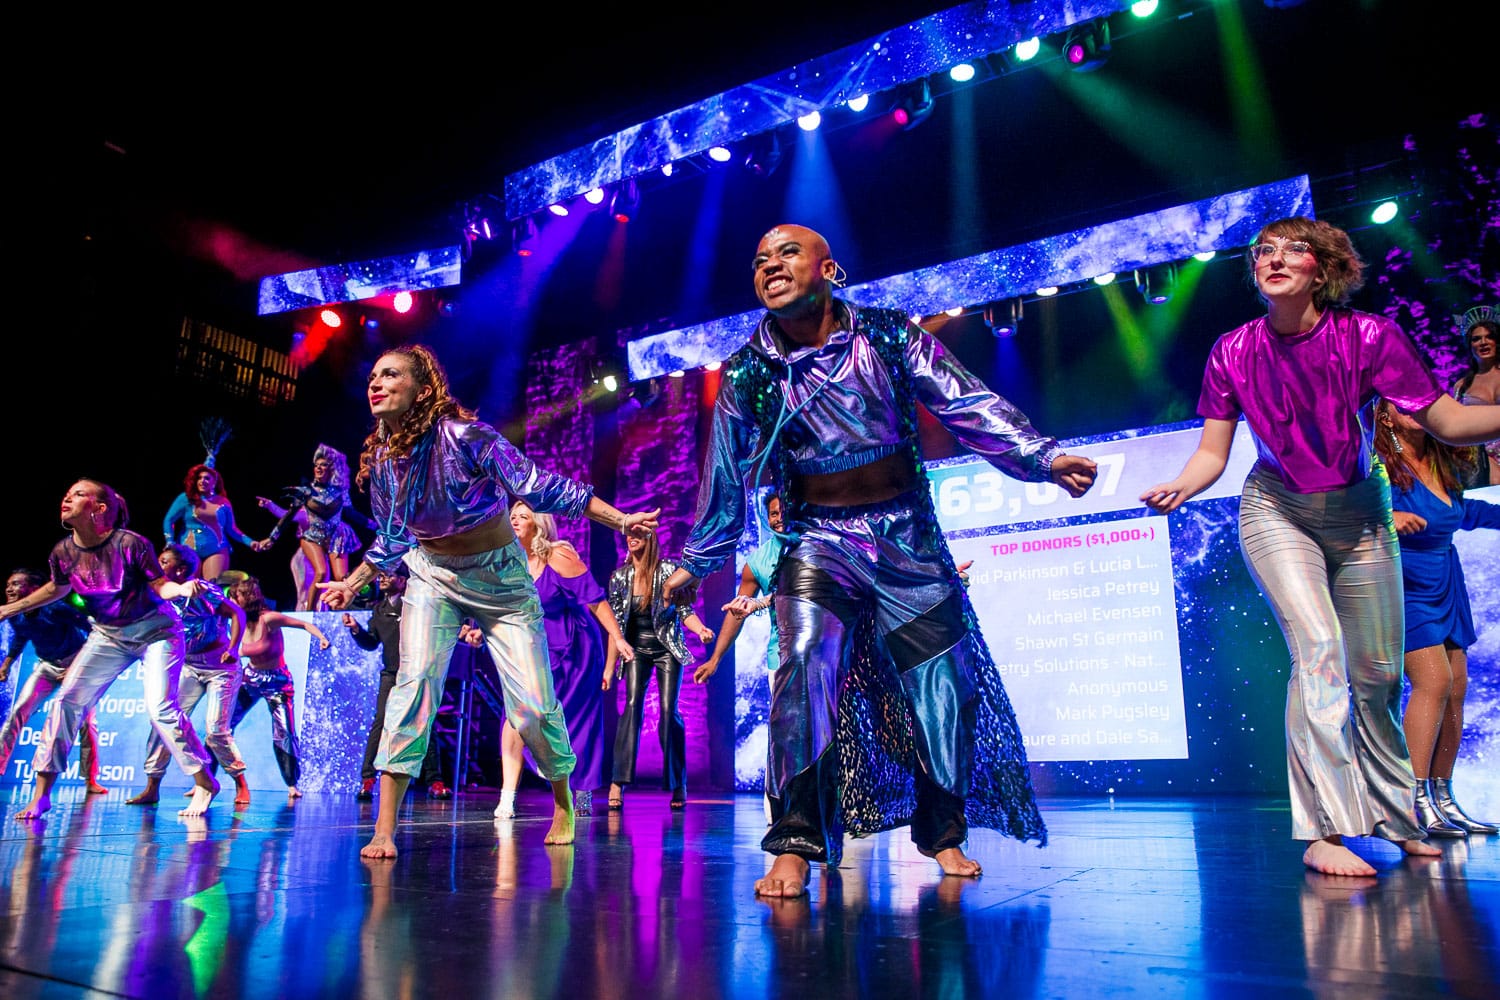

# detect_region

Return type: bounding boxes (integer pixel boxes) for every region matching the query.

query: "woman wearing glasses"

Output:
[1140,217,1500,877]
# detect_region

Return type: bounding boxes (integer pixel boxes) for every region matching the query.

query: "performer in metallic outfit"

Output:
[223,574,327,798]
[663,224,1097,896]
[162,463,258,583]
[1142,217,1500,876]
[125,543,251,807]
[255,443,362,611]
[316,344,659,858]
[0,568,105,793]
[0,479,221,819]
[605,528,713,811]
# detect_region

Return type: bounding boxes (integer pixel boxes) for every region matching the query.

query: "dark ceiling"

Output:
[43,1,1487,344]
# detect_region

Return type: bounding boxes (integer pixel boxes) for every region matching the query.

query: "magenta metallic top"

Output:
[1197,308,1442,493]
[363,417,594,571]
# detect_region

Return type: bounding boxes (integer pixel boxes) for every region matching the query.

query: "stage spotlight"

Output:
[1193,250,1217,262]
[892,79,934,130]
[661,163,675,177]
[1134,262,1178,304]
[589,358,622,393]
[949,62,975,83]
[847,94,869,112]
[547,203,569,217]
[319,308,342,328]
[1370,200,1399,224]
[1062,18,1111,72]
[610,179,640,222]
[1013,36,1041,61]
[511,217,537,257]
[393,291,414,314]
[1093,272,1117,285]
[796,110,821,131]
[584,187,605,205]
[742,132,783,177]
[707,145,733,163]
[983,299,1023,338]
[1130,0,1159,16]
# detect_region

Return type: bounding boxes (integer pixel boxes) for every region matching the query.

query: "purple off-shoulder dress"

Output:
[524,564,608,791]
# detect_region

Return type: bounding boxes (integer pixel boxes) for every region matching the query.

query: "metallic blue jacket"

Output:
[680,302,1062,579]
[364,417,594,571]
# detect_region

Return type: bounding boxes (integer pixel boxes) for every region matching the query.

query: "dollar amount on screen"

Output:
[1084,526,1156,547]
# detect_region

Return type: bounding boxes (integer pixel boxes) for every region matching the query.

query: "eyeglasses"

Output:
[1246,239,1313,262]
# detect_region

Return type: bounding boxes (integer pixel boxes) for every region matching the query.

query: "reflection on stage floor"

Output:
[1,788,1496,998]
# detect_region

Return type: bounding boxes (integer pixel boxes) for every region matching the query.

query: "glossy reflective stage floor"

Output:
[1,787,1496,999]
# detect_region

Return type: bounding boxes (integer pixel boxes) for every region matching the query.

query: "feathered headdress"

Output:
[199,417,234,469]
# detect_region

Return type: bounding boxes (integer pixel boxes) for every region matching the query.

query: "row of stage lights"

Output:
[925,191,1410,339]
[460,2,1167,257]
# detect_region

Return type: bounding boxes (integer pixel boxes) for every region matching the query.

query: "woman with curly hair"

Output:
[163,463,258,582]
[316,344,660,858]
[1141,216,1500,876]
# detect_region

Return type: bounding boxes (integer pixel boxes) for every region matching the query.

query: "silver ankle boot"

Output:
[1415,780,1466,838]
[1430,777,1498,835]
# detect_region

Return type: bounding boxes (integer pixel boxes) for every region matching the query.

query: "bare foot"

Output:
[179,779,220,818]
[920,845,983,877]
[233,777,252,807]
[361,834,398,859]
[1303,838,1377,876]
[544,803,576,845]
[755,854,811,897]
[1397,838,1442,858]
[16,793,52,820]
[86,782,109,795]
[287,786,303,799]
[126,789,160,806]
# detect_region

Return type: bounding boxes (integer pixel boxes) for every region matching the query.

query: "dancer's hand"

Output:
[693,655,721,685]
[316,580,353,610]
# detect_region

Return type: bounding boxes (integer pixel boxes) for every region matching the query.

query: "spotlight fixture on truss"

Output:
[1062,18,1111,72]
[510,217,537,257]
[983,298,1023,338]
[1134,262,1177,304]
[892,78,934,130]
[610,179,640,223]
[588,357,622,393]
[742,131,783,177]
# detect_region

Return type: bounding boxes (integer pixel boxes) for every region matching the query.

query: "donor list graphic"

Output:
[950,518,1188,762]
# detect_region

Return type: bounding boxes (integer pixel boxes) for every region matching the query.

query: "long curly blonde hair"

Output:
[356,344,477,491]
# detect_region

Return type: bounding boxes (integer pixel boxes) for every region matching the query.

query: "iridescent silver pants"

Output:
[1239,468,1420,841]
[144,653,247,778]
[378,544,575,781]
[764,494,973,860]
[30,613,210,778]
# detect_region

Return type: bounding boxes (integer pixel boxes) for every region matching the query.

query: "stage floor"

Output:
[1,786,1496,999]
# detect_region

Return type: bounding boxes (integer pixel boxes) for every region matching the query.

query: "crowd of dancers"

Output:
[0,218,1496,893]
